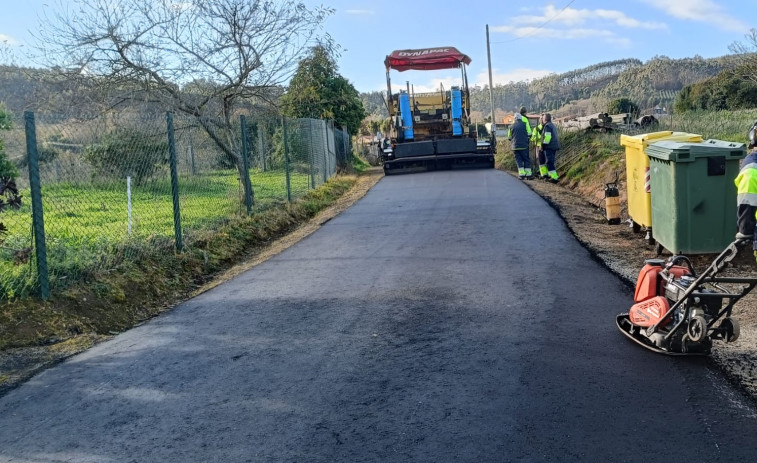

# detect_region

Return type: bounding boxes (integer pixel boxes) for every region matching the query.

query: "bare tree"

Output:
[729,29,757,85]
[0,40,16,67]
[35,0,333,172]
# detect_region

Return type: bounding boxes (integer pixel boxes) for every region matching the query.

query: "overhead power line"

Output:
[491,0,577,44]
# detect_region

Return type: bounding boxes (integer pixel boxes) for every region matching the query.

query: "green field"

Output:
[0,168,314,298]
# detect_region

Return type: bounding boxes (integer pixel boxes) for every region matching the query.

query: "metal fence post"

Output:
[308,119,315,190]
[260,123,266,172]
[283,117,292,202]
[25,111,49,300]
[343,129,351,166]
[166,112,183,252]
[322,122,329,183]
[240,115,253,214]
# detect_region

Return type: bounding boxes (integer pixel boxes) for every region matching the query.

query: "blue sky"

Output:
[2,0,756,93]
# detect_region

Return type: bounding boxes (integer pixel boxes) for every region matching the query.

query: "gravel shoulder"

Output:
[522,174,757,400]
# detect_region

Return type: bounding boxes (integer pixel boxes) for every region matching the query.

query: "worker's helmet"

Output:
[519,106,527,115]
[749,120,757,149]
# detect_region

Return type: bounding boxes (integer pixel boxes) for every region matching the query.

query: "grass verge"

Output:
[0,174,358,351]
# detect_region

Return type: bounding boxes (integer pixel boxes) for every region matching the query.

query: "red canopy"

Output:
[384,47,471,72]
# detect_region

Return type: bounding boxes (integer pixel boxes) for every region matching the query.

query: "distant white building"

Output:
[484,122,509,137]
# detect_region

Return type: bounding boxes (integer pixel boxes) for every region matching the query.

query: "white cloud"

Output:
[0,34,18,46]
[405,76,460,94]
[490,25,633,49]
[510,5,666,30]
[639,0,748,32]
[493,25,600,39]
[345,9,374,15]
[491,5,663,47]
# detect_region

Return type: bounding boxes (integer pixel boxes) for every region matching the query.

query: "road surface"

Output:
[2,169,757,462]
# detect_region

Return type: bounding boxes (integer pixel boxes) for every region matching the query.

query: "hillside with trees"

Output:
[361,54,745,123]
[360,91,388,119]
[0,49,750,135]
[475,54,745,117]
[471,58,643,117]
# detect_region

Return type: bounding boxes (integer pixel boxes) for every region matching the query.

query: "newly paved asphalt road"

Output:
[2,168,757,462]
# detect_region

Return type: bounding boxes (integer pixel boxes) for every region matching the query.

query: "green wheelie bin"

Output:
[646,139,746,254]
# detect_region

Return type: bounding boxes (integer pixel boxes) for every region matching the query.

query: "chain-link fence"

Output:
[0,111,351,299]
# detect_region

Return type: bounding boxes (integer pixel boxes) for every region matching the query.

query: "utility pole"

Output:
[486,24,495,126]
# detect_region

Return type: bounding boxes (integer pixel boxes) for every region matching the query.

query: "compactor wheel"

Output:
[720,317,740,343]
[687,316,708,343]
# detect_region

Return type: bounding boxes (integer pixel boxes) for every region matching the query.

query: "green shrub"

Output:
[83,129,169,184]
[607,98,639,116]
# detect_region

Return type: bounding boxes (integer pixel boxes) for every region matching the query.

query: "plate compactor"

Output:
[616,240,757,355]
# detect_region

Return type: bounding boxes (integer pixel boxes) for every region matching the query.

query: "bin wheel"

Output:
[632,221,641,233]
[646,229,655,246]
[655,243,664,256]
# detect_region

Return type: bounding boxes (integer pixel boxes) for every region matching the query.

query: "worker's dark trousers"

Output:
[514,148,531,170]
[543,148,557,171]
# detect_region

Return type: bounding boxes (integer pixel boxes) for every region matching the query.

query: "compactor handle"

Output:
[715,240,741,269]
[698,239,743,277]
[664,255,697,277]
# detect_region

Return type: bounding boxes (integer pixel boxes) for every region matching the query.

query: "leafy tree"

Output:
[674,67,757,112]
[736,86,757,108]
[607,98,639,115]
[674,86,693,113]
[281,46,366,135]
[37,0,333,188]
[369,120,382,136]
[83,129,169,184]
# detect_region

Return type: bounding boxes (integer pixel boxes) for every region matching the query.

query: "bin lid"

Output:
[646,139,746,162]
[620,131,702,149]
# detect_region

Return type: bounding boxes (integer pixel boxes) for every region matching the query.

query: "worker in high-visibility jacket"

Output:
[507,106,533,180]
[531,114,547,179]
[736,121,757,262]
[540,113,561,183]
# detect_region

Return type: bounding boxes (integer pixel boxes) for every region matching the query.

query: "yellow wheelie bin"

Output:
[619,131,703,240]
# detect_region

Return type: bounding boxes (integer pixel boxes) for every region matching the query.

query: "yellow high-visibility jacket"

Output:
[531,123,543,145]
[735,151,757,248]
